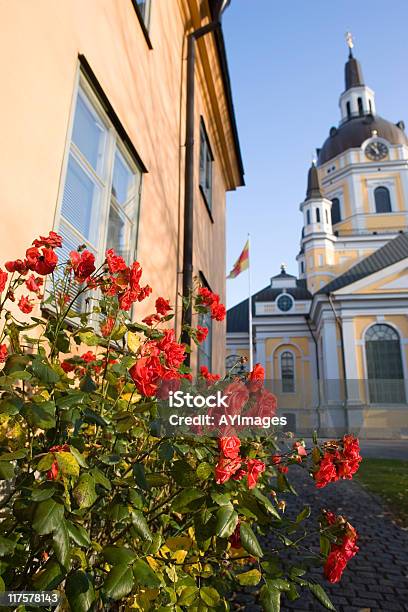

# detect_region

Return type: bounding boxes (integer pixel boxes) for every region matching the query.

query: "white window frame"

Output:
[279,349,296,394]
[53,69,142,273]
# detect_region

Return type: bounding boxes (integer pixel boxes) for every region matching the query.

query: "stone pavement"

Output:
[232,468,408,612]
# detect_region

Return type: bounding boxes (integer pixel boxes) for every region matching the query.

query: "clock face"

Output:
[365,140,388,161]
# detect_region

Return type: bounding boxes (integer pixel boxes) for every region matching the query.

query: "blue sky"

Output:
[223,0,408,308]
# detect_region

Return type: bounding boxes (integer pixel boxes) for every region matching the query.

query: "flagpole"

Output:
[248,233,253,371]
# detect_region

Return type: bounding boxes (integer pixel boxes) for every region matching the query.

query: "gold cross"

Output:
[345,32,354,50]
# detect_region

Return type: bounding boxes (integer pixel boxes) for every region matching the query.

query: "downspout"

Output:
[305,314,321,431]
[181,19,223,364]
[328,293,350,432]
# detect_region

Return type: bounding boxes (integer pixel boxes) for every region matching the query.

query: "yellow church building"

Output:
[227,42,408,439]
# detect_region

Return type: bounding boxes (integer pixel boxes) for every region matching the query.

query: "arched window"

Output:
[306,210,310,225]
[374,186,392,213]
[331,198,341,225]
[281,351,295,393]
[365,324,405,403]
[358,97,363,116]
[346,101,351,119]
[316,207,320,223]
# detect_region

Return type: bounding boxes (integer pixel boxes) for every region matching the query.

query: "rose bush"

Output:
[0,233,362,611]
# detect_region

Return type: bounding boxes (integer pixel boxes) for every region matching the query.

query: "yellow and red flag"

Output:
[227,240,249,279]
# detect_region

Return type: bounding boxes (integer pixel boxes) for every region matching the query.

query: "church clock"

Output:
[364,140,388,161]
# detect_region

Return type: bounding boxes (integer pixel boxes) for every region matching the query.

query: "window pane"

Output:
[112,151,134,206]
[331,198,341,225]
[374,187,392,213]
[365,324,405,403]
[72,93,106,174]
[61,155,100,244]
[106,203,131,261]
[198,312,212,371]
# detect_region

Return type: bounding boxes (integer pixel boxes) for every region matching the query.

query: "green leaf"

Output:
[260,584,281,612]
[133,559,161,587]
[32,359,60,383]
[266,578,290,592]
[215,504,238,539]
[32,559,64,591]
[308,583,336,611]
[53,519,70,569]
[171,460,197,487]
[22,401,56,429]
[103,563,134,600]
[146,473,170,487]
[32,499,64,535]
[252,488,281,519]
[80,375,98,393]
[8,370,32,381]
[296,506,311,523]
[131,509,152,541]
[73,474,97,509]
[178,586,199,606]
[36,453,55,472]
[0,462,14,480]
[236,569,261,586]
[56,392,87,409]
[200,586,220,607]
[56,451,80,477]
[320,535,331,557]
[240,523,263,558]
[70,445,88,468]
[31,484,57,501]
[103,546,137,565]
[0,536,17,556]
[196,462,213,480]
[0,448,27,461]
[67,521,91,547]
[211,491,231,506]
[66,570,95,612]
[78,331,100,346]
[0,397,23,415]
[133,463,149,490]
[3,354,30,374]
[158,441,174,462]
[171,488,205,513]
[90,467,111,490]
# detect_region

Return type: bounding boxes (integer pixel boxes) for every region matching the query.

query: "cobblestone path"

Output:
[232,468,408,612]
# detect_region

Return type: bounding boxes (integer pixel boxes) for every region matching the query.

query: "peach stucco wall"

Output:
[0,0,241,373]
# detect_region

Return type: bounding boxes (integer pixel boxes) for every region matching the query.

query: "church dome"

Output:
[318,114,408,165]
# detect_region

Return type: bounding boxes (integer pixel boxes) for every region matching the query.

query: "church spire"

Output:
[305,161,322,200]
[344,32,364,90]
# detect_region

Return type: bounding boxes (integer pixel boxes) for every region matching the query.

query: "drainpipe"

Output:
[181,3,231,363]
[328,293,350,432]
[305,314,322,431]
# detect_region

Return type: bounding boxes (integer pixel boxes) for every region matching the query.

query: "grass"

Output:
[356,458,408,526]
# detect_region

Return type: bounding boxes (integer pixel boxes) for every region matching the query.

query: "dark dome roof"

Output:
[318,115,408,165]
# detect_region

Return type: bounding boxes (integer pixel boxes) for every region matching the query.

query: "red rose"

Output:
[219,436,241,459]
[69,250,96,282]
[341,535,359,561]
[129,261,143,291]
[271,454,281,465]
[137,284,152,302]
[18,295,34,314]
[100,316,115,338]
[25,274,43,294]
[129,356,164,397]
[143,314,161,327]
[81,351,97,363]
[324,548,348,583]
[46,461,59,481]
[155,297,171,315]
[5,259,28,275]
[157,330,186,369]
[156,370,181,400]
[211,302,226,321]
[200,366,220,385]
[248,363,264,392]
[246,458,265,489]
[215,456,242,485]
[224,381,249,415]
[26,246,58,275]
[106,248,127,274]
[314,451,339,489]
[32,231,62,249]
[196,325,208,343]
[61,361,75,373]
[0,344,8,363]
[0,269,8,293]
[278,465,288,474]
[119,288,138,310]
[231,467,247,481]
[198,286,214,306]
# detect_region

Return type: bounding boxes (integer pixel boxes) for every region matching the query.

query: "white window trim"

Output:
[279,349,296,394]
[53,66,142,271]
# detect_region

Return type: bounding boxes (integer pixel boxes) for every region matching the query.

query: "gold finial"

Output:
[345,31,354,50]
[280,262,287,273]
